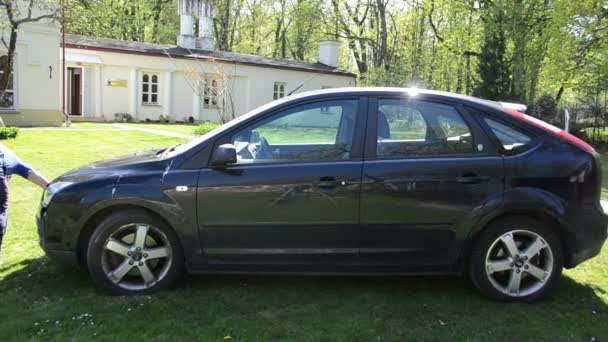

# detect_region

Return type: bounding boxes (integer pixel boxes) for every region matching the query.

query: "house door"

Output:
[68,67,82,116]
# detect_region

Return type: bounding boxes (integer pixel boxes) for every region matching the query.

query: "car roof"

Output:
[288,87,503,110]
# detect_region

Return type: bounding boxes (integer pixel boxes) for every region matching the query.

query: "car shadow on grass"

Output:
[1,257,607,340]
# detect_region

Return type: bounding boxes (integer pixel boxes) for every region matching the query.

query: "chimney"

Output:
[318,40,341,68]
[177,0,197,49]
[197,1,215,51]
[177,0,216,51]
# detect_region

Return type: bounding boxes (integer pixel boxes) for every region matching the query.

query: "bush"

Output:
[0,127,19,140]
[193,122,221,135]
[159,114,169,123]
[114,113,133,122]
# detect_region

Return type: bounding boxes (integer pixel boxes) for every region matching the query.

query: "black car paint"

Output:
[37,88,608,274]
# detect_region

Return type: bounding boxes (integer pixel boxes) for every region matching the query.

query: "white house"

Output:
[0,1,62,126]
[0,0,355,126]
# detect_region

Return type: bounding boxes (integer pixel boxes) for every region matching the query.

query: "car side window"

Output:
[483,117,533,153]
[376,99,474,157]
[231,99,358,164]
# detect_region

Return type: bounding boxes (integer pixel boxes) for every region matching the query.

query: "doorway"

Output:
[67,67,82,116]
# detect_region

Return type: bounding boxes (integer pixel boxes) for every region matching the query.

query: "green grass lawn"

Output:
[120,123,198,135]
[0,130,607,340]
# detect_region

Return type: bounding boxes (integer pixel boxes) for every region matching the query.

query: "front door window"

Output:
[231,99,359,164]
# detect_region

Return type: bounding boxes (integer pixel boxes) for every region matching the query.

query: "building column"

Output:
[192,80,201,121]
[94,65,102,118]
[129,68,138,119]
[163,71,172,119]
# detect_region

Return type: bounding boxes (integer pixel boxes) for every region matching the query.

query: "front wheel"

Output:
[469,216,563,302]
[86,210,184,295]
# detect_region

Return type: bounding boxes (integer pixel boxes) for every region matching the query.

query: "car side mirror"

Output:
[211,144,237,167]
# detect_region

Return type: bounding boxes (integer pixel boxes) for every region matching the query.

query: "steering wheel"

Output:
[247,136,272,160]
[257,137,272,159]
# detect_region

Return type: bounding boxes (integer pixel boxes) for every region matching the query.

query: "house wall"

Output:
[0,14,62,126]
[63,48,355,123]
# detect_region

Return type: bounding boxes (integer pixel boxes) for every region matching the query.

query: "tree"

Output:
[474,5,510,100]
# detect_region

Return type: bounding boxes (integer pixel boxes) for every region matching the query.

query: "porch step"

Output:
[67,116,106,122]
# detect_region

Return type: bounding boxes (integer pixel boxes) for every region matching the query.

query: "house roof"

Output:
[64,34,356,78]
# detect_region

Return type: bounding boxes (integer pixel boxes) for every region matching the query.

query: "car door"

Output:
[360,97,504,270]
[197,97,366,268]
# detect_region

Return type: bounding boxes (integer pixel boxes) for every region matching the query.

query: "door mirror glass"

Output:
[211,144,237,167]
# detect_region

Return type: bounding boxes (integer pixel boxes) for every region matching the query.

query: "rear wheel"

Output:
[86,210,184,295]
[469,216,563,302]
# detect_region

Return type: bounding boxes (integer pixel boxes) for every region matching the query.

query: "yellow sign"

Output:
[107,80,128,87]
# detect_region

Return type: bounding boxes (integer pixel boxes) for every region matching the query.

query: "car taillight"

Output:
[503,108,596,153]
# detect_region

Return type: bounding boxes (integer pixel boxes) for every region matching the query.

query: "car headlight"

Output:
[42,181,73,207]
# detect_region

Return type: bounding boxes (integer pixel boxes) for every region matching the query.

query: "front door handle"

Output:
[455,174,490,184]
[316,176,339,189]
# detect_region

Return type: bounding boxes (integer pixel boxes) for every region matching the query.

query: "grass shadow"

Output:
[1,258,607,340]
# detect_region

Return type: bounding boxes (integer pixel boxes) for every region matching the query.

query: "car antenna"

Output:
[287,72,323,96]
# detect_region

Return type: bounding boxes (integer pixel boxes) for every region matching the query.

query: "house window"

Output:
[203,78,219,108]
[0,55,15,109]
[273,82,286,100]
[142,73,159,104]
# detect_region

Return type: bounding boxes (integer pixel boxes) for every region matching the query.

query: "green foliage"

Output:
[113,113,133,122]
[0,126,18,139]
[474,6,511,101]
[62,0,608,105]
[193,122,221,136]
[159,114,169,124]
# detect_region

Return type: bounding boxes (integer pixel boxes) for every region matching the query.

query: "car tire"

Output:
[469,216,563,302]
[86,209,184,295]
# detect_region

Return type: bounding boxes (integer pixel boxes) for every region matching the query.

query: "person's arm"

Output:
[27,169,49,189]
[14,160,49,189]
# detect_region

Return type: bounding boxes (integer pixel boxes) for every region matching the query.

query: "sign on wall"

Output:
[107,80,128,87]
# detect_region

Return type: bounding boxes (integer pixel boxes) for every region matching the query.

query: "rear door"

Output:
[360,97,504,270]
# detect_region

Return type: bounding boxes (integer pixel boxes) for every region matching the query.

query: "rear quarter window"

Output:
[482,117,534,154]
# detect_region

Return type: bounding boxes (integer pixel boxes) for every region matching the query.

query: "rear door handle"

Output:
[455,175,490,184]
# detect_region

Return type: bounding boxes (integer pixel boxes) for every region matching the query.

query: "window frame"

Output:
[211,96,368,168]
[365,96,498,160]
[0,53,16,111]
[273,82,286,100]
[141,72,160,105]
[203,77,220,109]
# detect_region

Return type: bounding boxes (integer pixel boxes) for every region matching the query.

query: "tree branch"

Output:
[428,0,479,57]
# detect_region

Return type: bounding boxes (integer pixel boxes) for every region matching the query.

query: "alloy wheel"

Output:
[484,229,554,297]
[101,223,173,291]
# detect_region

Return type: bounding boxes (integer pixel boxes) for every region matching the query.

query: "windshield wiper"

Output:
[158,144,182,158]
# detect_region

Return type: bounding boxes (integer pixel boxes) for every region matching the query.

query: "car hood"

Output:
[54,148,166,183]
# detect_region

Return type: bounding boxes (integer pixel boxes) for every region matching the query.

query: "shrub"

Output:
[0,127,19,140]
[188,116,195,124]
[193,122,221,135]
[114,113,133,122]
[159,114,169,123]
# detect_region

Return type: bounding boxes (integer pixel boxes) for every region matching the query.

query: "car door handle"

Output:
[455,175,490,184]
[316,176,340,189]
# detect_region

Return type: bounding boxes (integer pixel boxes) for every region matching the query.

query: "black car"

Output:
[38,87,607,301]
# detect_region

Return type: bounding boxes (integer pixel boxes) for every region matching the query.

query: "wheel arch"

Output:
[76,204,179,268]
[460,209,573,273]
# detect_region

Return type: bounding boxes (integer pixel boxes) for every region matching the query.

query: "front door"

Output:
[198,98,366,268]
[68,67,82,116]
[360,97,504,270]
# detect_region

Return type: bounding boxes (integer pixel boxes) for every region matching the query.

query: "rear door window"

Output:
[376,99,474,157]
[482,117,533,154]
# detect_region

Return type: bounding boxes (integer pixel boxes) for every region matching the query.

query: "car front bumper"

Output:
[37,205,79,268]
